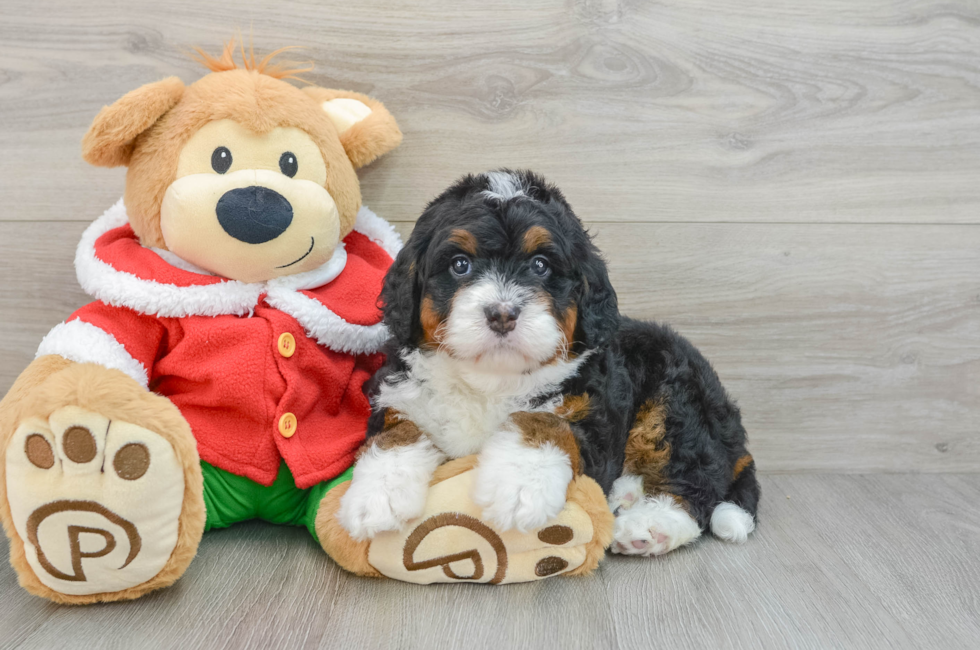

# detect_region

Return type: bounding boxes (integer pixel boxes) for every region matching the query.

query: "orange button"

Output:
[278,413,297,438]
[277,332,296,358]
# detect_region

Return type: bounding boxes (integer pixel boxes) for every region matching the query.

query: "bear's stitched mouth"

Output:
[276,237,315,269]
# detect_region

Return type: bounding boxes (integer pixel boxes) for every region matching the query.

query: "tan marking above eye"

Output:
[25,434,54,469]
[522,225,552,253]
[448,229,478,255]
[63,426,97,464]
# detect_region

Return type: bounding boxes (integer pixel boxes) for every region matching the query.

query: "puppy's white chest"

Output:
[375,350,580,459]
[379,376,518,458]
[428,389,521,457]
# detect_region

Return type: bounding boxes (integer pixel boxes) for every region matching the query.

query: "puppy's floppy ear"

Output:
[302,87,403,169]
[380,236,424,348]
[576,240,620,349]
[82,77,185,167]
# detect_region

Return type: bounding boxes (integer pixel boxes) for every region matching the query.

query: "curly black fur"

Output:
[369,169,759,531]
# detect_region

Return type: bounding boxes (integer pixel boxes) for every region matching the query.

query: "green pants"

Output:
[201,461,353,544]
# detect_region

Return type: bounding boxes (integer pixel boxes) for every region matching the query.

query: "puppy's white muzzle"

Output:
[443,273,563,372]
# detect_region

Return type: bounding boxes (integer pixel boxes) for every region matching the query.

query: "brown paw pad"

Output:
[113,443,150,480]
[63,426,97,463]
[535,556,569,577]
[25,434,55,469]
[537,524,574,545]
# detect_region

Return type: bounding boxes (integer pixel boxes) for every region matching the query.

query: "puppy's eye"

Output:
[530,255,551,277]
[211,147,232,174]
[279,152,298,178]
[450,255,472,277]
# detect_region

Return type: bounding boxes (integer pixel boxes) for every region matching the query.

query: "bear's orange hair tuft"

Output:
[191,39,313,82]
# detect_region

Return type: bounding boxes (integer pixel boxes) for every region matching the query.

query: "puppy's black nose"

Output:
[216,186,293,244]
[485,303,521,335]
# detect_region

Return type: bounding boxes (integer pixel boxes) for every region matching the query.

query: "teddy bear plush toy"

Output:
[0,43,612,603]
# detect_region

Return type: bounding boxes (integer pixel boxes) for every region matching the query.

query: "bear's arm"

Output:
[35,301,169,389]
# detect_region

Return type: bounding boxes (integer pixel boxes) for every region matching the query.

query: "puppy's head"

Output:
[383,170,619,373]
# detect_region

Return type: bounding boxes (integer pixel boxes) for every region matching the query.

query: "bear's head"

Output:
[81,42,402,283]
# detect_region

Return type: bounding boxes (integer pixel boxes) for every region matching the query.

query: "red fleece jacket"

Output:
[38,202,400,488]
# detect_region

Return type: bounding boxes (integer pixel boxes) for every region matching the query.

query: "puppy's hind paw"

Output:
[610,494,701,557]
[607,474,643,515]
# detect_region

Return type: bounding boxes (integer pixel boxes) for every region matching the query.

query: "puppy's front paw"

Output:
[472,431,573,532]
[336,442,441,541]
[337,478,424,541]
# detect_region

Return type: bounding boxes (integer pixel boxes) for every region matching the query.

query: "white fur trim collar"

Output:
[75,200,402,354]
[76,200,262,318]
[352,205,403,260]
[263,289,391,355]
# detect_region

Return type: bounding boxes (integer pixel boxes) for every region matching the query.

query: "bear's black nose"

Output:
[216,186,293,244]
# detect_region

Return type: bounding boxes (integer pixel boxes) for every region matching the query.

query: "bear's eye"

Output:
[211,147,232,174]
[279,152,298,178]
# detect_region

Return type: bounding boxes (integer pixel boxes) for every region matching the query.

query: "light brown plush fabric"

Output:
[314,455,614,582]
[313,456,484,578]
[564,474,615,577]
[81,77,185,168]
[301,87,403,169]
[0,356,72,517]
[120,69,363,248]
[314,482,382,578]
[430,455,480,484]
[8,44,403,603]
[80,50,401,249]
[0,359,205,604]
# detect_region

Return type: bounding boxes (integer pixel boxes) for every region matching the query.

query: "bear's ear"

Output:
[82,77,185,168]
[302,87,403,169]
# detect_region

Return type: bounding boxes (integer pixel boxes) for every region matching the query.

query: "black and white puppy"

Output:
[338,170,760,556]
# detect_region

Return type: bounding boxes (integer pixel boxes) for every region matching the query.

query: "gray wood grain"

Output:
[3,0,978,472]
[1,2,978,648]
[602,473,980,650]
[1,474,978,650]
[2,220,976,473]
[2,0,980,224]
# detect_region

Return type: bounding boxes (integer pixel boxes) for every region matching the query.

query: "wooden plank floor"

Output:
[1,2,979,649]
[3,1,980,226]
[1,474,977,650]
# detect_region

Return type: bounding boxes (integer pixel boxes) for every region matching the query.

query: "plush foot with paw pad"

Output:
[317,456,614,584]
